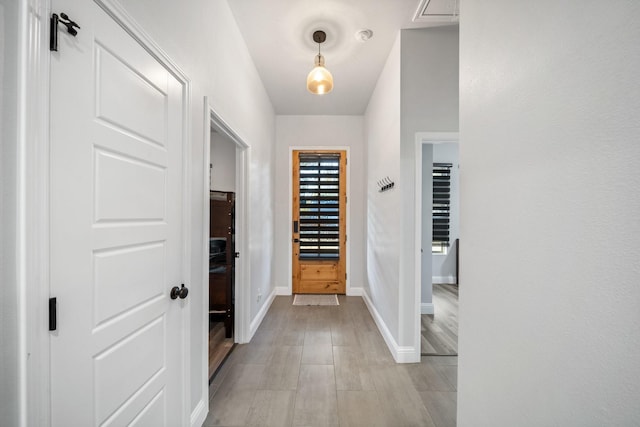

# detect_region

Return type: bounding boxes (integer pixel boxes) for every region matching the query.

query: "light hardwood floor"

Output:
[205,295,457,427]
[209,320,234,379]
[421,284,459,356]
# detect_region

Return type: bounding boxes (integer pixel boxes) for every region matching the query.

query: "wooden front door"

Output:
[292,150,347,294]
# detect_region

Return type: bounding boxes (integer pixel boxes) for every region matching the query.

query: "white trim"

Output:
[287,146,352,295]
[396,346,420,363]
[415,132,459,364]
[17,0,28,419]
[249,288,277,340]
[22,1,51,426]
[421,303,435,315]
[275,286,291,295]
[190,399,208,427]
[236,148,250,343]
[347,287,363,296]
[362,291,420,363]
[200,99,212,427]
[413,0,459,23]
[181,55,193,427]
[415,132,460,144]
[432,276,457,285]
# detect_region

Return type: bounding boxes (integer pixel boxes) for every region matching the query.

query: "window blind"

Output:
[433,163,452,251]
[298,154,341,259]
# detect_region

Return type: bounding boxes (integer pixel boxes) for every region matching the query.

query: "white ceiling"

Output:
[228,0,458,115]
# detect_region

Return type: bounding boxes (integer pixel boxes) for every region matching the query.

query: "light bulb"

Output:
[307,54,333,95]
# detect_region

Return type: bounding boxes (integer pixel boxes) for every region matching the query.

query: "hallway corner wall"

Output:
[399,25,459,347]
[364,26,459,360]
[364,33,402,347]
[458,2,640,425]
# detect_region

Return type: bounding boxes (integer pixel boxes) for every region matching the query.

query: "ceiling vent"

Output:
[413,0,459,23]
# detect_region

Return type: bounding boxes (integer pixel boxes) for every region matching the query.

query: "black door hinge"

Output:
[49,297,57,331]
[50,13,80,51]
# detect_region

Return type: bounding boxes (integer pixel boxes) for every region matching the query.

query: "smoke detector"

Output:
[354,29,373,42]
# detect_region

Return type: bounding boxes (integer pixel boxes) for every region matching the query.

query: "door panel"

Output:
[94,149,166,221]
[93,242,165,326]
[50,2,185,426]
[95,44,168,144]
[292,150,346,294]
[94,317,164,424]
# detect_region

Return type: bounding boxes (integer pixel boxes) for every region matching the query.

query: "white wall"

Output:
[274,115,366,295]
[0,0,21,424]
[117,0,275,419]
[210,130,236,192]
[364,34,402,343]
[431,143,459,284]
[364,27,459,357]
[399,26,459,346]
[458,2,640,426]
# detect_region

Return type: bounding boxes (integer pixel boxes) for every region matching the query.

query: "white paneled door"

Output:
[50,2,187,426]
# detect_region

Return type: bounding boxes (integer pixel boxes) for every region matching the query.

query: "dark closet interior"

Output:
[208,190,235,379]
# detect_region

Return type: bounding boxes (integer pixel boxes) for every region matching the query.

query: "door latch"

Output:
[49,297,57,331]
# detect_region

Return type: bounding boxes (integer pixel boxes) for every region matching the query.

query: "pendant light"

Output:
[307,30,333,95]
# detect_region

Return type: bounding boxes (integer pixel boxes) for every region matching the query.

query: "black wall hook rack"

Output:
[50,12,81,51]
[377,176,395,192]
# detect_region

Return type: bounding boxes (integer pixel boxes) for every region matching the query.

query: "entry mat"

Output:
[292,294,339,306]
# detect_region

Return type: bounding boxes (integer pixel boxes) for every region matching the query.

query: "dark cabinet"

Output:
[209,191,234,338]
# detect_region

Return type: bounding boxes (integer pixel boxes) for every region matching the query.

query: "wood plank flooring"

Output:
[421,284,458,356]
[205,295,457,427]
[209,320,234,380]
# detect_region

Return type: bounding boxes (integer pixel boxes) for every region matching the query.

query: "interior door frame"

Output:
[414,132,459,362]
[287,146,352,295]
[21,1,193,425]
[20,0,51,424]
[203,99,251,348]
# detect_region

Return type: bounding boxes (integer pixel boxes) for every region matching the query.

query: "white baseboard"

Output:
[421,303,434,315]
[432,276,457,284]
[347,287,363,296]
[275,286,290,295]
[190,398,207,427]
[396,346,420,363]
[249,288,276,340]
[361,290,419,363]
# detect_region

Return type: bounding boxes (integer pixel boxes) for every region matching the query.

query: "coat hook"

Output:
[377,176,395,192]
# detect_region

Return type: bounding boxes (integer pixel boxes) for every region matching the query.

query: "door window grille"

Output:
[298,153,341,259]
[433,163,452,254]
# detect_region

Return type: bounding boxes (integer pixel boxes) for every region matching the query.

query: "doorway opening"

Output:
[204,100,250,384]
[208,129,236,377]
[291,150,347,295]
[415,133,459,356]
